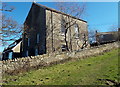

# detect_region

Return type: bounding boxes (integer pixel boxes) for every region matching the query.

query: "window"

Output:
[26,50,28,56]
[61,19,66,35]
[8,52,13,59]
[37,34,40,43]
[28,38,30,46]
[74,24,79,38]
[35,48,38,56]
[61,45,67,51]
[100,35,104,39]
[82,33,86,40]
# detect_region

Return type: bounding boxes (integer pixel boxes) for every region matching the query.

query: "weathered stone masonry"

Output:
[22,2,89,57]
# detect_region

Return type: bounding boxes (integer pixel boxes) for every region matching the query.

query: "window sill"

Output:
[61,33,65,36]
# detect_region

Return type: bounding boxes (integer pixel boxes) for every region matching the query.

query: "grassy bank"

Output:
[3,48,119,85]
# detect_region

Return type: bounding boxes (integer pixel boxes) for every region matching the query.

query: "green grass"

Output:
[3,48,119,85]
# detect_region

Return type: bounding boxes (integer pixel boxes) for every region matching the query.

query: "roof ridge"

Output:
[33,2,87,23]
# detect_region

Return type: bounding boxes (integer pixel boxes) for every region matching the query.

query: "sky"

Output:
[0,2,118,52]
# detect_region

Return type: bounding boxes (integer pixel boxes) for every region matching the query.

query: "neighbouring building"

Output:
[22,2,89,57]
[96,30,119,44]
[2,38,22,60]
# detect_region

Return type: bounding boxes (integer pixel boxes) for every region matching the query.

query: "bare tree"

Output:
[109,24,118,32]
[54,2,88,51]
[0,3,22,46]
[88,29,97,43]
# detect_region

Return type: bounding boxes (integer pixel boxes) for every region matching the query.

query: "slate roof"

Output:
[3,38,22,52]
[25,2,87,23]
[96,31,118,36]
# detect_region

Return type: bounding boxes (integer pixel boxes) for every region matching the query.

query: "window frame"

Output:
[37,33,40,43]
[35,48,38,56]
[28,38,30,46]
[26,50,28,56]
[61,18,66,35]
[8,52,13,59]
[74,23,79,38]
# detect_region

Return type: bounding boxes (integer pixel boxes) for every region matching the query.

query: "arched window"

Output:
[61,19,66,35]
[74,23,79,38]
[36,33,40,43]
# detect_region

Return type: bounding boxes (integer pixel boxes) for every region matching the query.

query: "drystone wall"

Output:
[1,42,119,75]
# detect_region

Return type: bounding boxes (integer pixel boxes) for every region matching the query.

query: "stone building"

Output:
[2,38,22,60]
[96,31,119,44]
[22,2,89,57]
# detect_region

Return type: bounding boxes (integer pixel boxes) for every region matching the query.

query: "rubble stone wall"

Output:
[1,42,119,75]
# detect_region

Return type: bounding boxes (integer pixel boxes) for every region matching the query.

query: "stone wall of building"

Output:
[96,31,119,44]
[22,3,46,57]
[46,9,88,53]
[1,42,119,75]
[23,2,89,57]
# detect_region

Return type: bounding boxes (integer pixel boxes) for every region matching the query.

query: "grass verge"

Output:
[2,48,119,85]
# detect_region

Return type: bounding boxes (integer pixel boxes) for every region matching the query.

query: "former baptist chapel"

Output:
[2,2,89,60]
